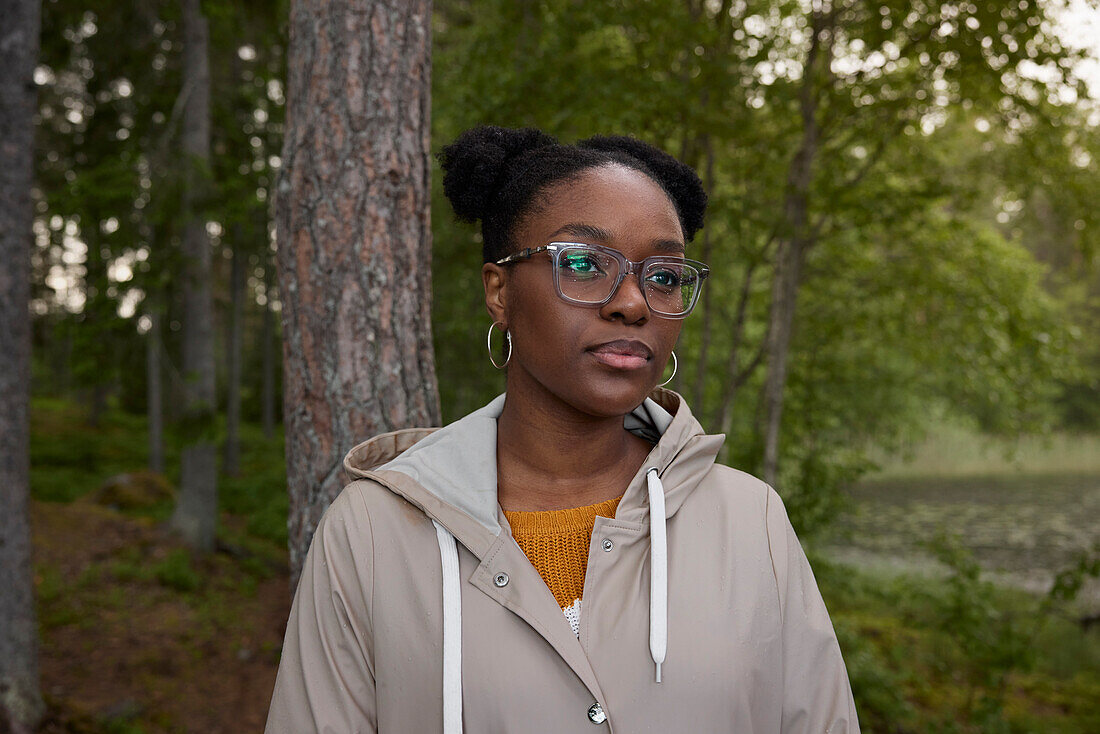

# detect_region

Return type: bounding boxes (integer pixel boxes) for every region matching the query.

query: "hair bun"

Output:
[439,125,558,222]
[579,135,707,240]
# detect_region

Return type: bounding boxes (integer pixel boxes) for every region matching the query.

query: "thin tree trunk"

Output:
[0,1,45,730]
[170,0,218,551]
[147,308,165,474]
[691,137,715,408]
[761,9,826,488]
[715,260,765,433]
[280,0,440,585]
[224,232,245,476]
[84,239,109,428]
[261,257,276,440]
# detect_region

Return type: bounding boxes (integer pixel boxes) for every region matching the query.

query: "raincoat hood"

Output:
[342,388,725,560]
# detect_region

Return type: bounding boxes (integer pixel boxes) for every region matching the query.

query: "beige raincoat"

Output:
[264,390,859,733]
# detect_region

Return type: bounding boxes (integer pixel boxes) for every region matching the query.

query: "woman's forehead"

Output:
[520,165,684,248]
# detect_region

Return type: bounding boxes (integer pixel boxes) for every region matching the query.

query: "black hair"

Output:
[438,125,707,263]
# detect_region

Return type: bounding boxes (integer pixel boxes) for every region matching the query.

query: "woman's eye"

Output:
[560,253,604,276]
[646,269,681,288]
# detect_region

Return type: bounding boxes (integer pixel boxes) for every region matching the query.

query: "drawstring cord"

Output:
[434,521,463,734]
[647,467,668,683]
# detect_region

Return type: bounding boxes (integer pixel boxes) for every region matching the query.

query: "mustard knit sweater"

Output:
[503,495,623,609]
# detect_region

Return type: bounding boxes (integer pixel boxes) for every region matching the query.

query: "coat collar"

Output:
[342,389,724,559]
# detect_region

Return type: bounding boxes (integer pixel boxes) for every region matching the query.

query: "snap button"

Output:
[587,701,607,724]
[601,538,614,552]
[493,572,509,587]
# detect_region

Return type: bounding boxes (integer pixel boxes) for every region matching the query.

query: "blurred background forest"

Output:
[13,0,1100,732]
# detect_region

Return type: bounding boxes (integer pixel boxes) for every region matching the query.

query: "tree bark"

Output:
[761,8,827,487]
[170,0,219,551]
[147,308,165,474]
[279,0,440,585]
[0,1,45,730]
[224,233,245,476]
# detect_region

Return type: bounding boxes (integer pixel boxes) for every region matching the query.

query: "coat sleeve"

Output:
[265,488,377,734]
[765,487,860,734]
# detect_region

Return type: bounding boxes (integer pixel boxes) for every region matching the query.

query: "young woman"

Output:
[265,126,859,733]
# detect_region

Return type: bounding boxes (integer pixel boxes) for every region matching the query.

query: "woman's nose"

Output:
[599,270,650,324]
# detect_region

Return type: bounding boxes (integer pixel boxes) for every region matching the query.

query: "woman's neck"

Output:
[495,376,652,511]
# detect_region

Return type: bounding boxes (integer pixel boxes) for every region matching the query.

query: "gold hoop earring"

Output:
[487,321,512,369]
[657,351,677,388]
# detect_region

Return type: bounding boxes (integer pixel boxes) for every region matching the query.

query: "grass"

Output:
[866,416,1100,480]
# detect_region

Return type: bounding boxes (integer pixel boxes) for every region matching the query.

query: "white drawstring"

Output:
[433,521,463,734]
[646,468,668,683]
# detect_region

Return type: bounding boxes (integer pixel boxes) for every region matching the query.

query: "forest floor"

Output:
[25,398,1100,733]
[31,501,288,734]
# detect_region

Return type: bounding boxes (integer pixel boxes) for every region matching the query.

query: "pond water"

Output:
[822,472,1100,610]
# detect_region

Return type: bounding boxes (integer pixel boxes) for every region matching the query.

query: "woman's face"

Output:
[483,163,686,418]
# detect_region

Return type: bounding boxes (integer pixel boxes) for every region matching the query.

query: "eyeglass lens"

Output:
[555,245,701,315]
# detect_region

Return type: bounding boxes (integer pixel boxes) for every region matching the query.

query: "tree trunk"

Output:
[261,257,276,440]
[761,10,825,488]
[0,1,46,730]
[691,138,715,409]
[83,240,110,428]
[146,309,165,474]
[279,0,440,585]
[715,259,765,435]
[170,0,218,551]
[224,234,245,476]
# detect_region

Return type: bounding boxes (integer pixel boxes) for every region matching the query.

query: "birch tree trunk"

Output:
[279,0,439,584]
[0,0,45,730]
[169,0,219,551]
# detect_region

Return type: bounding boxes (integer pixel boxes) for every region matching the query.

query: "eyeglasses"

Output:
[495,242,709,319]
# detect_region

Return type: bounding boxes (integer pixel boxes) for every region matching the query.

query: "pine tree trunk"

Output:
[279,0,440,584]
[147,308,165,474]
[0,1,46,730]
[170,0,218,551]
[224,236,244,476]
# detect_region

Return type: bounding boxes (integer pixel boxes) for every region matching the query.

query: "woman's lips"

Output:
[588,340,652,370]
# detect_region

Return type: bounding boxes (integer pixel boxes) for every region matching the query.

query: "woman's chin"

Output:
[569,376,659,418]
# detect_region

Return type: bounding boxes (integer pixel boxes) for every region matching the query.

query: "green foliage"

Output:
[431,0,1100,536]
[815,545,1100,733]
[924,535,1034,730]
[28,0,1100,545]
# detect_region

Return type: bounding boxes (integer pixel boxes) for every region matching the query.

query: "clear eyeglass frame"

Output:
[494,242,710,319]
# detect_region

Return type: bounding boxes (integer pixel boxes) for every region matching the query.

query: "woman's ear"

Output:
[482,262,508,325]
